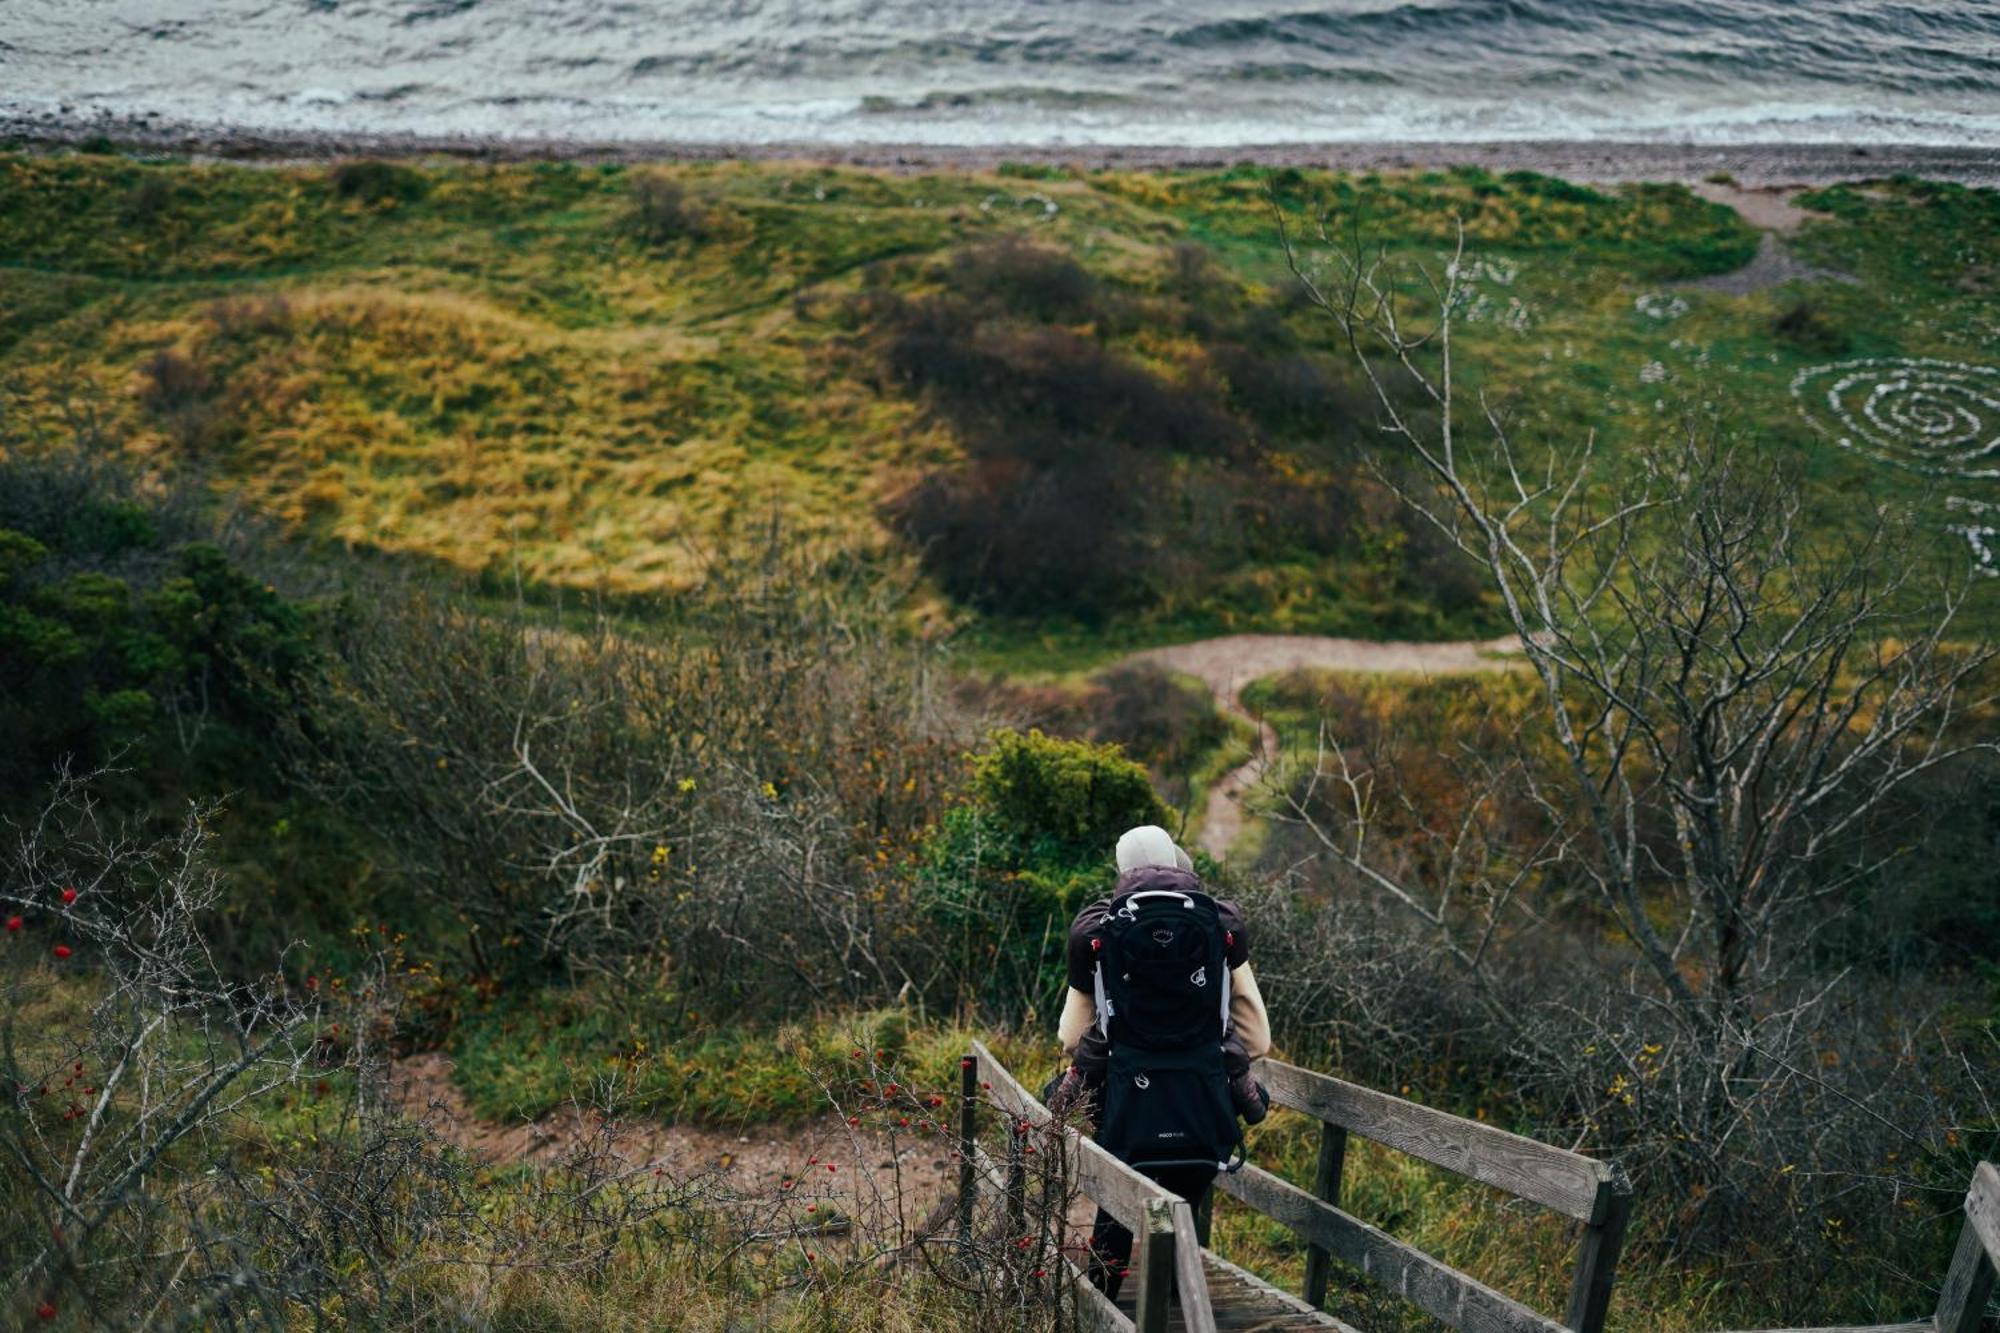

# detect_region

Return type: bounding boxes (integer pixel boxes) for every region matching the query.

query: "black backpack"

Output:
[1088,887,1244,1172]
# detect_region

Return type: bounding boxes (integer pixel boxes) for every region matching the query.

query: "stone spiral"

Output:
[1791,357,2000,478]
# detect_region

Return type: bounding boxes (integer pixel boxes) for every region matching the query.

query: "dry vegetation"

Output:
[2,150,1998,1330]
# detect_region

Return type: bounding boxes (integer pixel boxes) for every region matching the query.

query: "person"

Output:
[1050,824,1272,1299]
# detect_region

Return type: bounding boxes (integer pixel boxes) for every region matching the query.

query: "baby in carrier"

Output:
[1052,826,1271,1123]
[1049,825,1272,1298]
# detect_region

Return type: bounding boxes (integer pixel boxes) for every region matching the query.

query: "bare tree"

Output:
[1271,217,1997,1200]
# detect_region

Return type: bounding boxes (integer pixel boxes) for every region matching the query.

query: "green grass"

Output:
[441,982,1056,1130]
[6,152,1992,649]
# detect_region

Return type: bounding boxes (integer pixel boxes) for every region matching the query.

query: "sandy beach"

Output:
[8,113,2000,188]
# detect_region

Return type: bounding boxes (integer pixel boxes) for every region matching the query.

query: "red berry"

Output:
[826,1164,836,1173]
[51,945,70,960]
[60,887,76,905]
[846,1116,859,1127]
[37,1301,56,1320]
[5,917,20,932]
[884,1083,898,1095]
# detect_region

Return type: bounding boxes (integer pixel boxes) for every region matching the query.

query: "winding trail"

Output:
[1126,634,1523,859]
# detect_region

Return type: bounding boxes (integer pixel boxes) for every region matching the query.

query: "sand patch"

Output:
[1677,233,1854,297]
[1691,180,1818,233]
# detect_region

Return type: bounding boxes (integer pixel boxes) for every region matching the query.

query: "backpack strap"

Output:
[1219,956,1233,1037]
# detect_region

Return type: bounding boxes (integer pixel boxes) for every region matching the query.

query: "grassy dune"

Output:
[6,152,1992,660]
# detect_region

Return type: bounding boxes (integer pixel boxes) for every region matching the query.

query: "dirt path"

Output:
[390,1051,955,1211]
[1127,633,1523,859]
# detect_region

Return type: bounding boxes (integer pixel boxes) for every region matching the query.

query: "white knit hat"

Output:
[1116,824,1190,873]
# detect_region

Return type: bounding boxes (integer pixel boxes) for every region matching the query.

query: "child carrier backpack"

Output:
[1088,886,1244,1172]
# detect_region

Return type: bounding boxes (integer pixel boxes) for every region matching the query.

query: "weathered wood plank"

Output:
[1135,1197,1177,1333]
[956,1054,978,1252]
[1201,1251,1363,1332]
[1936,1199,1996,1333]
[1170,1197,1221,1333]
[1719,1324,1932,1332]
[1257,1060,1611,1223]
[1069,1253,1138,1333]
[1564,1170,1633,1333]
[1214,1162,1566,1333]
[1302,1123,1348,1311]
[1965,1161,2000,1267]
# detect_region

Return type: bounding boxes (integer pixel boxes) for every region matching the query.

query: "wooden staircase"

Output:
[954,1044,2000,1333]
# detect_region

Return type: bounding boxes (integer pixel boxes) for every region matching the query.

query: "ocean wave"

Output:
[5,0,1999,149]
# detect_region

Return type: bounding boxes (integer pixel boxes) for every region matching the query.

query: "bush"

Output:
[0,450,316,801]
[886,447,1155,619]
[116,176,173,227]
[949,236,1101,324]
[919,729,1168,1017]
[970,727,1166,854]
[136,346,225,450]
[1772,299,1851,355]
[329,159,430,206]
[296,528,973,1013]
[625,172,710,244]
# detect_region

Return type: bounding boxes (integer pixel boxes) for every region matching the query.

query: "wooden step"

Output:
[1108,1251,1361,1333]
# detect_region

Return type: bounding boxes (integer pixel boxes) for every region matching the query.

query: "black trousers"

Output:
[1086,1162,1216,1303]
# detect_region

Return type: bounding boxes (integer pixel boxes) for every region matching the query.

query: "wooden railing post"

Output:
[1006,1118,1028,1237]
[1132,1196,1176,1333]
[1565,1168,1633,1333]
[956,1053,978,1256]
[1301,1121,1348,1310]
[1935,1161,1999,1333]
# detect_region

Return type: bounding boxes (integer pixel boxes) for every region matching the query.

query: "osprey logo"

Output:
[1190,965,1208,988]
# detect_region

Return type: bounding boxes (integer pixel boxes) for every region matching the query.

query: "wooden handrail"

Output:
[964,1043,1995,1333]
[965,1042,1219,1333]
[1213,1162,1568,1333]
[1256,1059,1619,1222]
[1253,1057,1632,1333]
[1933,1159,1998,1333]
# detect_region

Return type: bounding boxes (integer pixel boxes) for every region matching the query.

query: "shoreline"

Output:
[7,115,2000,187]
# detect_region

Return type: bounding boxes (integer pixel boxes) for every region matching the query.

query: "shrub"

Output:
[1772,299,1851,355]
[136,346,224,450]
[886,448,1155,619]
[970,727,1166,855]
[949,235,1101,324]
[625,172,710,244]
[920,729,1169,1017]
[116,176,173,227]
[329,159,430,206]
[0,451,316,801]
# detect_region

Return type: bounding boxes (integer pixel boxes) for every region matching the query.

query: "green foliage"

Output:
[918,729,1167,1018]
[969,727,1166,853]
[0,455,317,799]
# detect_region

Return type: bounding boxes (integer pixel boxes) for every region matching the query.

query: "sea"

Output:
[3,0,1998,148]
